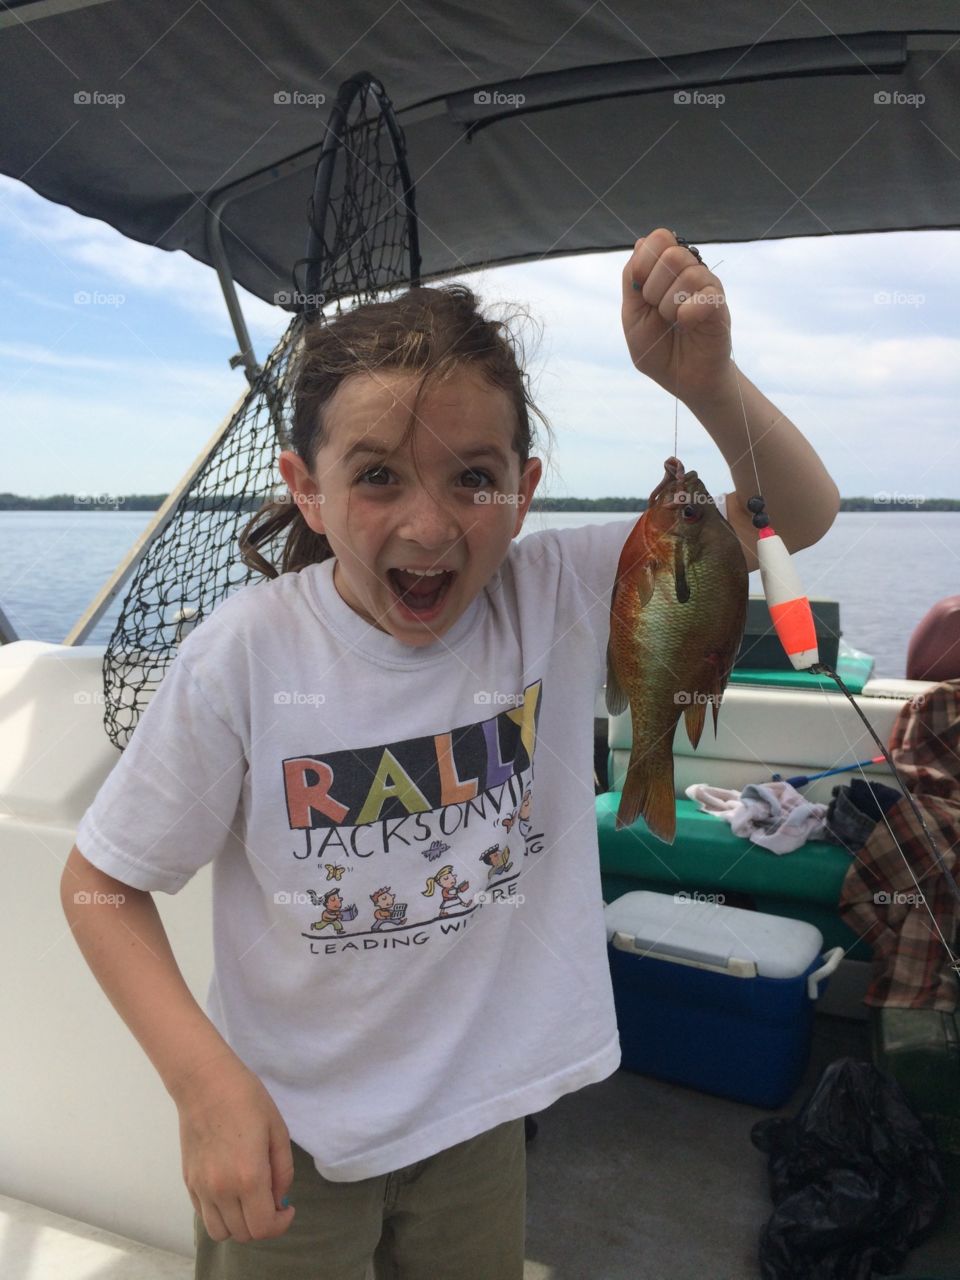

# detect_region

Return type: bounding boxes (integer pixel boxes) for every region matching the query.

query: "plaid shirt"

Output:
[838,678,960,1010]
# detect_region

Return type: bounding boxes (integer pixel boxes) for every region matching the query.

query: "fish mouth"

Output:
[649,457,689,507]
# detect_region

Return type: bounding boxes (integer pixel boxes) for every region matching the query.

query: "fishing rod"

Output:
[736,400,960,913]
[771,757,885,788]
[667,242,960,973]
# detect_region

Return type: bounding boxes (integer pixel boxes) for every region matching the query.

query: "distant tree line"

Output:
[1,492,958,512]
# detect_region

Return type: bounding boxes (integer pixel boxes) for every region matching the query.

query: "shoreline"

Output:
[2,497,959,514]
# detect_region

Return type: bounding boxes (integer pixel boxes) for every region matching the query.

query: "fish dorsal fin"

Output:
[605,643,628,717]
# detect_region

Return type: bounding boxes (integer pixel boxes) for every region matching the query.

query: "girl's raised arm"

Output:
[621,228,840,571]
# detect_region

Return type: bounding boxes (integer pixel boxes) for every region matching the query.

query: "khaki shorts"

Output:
[194,1117,526,1280]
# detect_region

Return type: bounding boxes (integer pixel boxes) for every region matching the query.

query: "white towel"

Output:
[685,781,829,854]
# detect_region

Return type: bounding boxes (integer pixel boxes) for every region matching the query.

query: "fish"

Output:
[605,457,748,843]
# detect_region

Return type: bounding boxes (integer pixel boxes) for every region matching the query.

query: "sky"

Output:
[2,172,959,502]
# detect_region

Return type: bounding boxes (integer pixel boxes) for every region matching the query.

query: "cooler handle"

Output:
[610,930,757,978]
[807,946,843,1000]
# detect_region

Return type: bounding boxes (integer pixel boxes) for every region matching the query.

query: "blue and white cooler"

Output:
[604,891,843,1108]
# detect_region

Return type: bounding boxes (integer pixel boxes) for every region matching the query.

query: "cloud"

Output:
[3,179,960,498]
[0,176,289,347]
[2,380,256,495]
[0,340,121,372]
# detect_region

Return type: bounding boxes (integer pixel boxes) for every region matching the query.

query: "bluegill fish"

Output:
[606,457,748,842]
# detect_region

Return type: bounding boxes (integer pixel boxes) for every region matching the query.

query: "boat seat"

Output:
[597,791,863,954]
[599,674,937,958]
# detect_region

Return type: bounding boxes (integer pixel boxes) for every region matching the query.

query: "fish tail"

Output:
[616,747,676,844]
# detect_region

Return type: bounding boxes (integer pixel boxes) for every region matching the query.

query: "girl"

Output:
[61,229,839,1280]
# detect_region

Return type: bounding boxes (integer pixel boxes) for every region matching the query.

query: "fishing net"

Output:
[101,73,421,749]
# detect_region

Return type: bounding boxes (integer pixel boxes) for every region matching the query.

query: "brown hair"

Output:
[239,283,552,578]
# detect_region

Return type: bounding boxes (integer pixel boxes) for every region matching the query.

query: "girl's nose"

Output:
[396,488,460,546]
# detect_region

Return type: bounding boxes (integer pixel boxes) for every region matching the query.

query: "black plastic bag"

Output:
[750,1058,946,1279]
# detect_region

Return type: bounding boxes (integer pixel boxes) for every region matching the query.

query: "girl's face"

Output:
[279,367,542,647]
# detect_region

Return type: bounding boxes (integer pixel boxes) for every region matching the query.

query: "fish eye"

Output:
[682,505,699,521]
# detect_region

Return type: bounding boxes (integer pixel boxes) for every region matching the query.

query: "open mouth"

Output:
[387,569,456,616]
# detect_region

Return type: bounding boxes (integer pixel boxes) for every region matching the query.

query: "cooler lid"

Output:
[603,891,824,980]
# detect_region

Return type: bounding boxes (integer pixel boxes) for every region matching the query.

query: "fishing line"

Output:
[710,299,960,967]
[668,253,959,966]
[808,661,960,969]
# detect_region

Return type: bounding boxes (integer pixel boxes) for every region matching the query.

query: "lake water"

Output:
[1,510,956,678]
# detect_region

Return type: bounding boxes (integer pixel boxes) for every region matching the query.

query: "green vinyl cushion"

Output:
[728,645,874,694]
[597,791,867,956]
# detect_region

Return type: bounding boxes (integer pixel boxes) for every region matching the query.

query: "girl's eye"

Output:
[461,468,493,488]
[358,466,391,485]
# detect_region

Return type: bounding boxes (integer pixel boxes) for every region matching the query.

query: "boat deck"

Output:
[527,1014,960,1279]
[4,1017,957,1280]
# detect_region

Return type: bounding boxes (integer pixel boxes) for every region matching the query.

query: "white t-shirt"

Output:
[75,505,723,1180]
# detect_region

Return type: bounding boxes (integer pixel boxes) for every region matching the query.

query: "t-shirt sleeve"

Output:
[525,518,638,686]
[74,647,248,894]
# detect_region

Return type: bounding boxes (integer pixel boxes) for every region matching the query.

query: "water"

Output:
[1,510,957,678]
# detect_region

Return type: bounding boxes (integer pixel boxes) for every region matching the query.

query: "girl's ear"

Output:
[513,456,543,536]
[278,450,326,536]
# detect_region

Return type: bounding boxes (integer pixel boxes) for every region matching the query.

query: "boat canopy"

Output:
[2,0,959,306]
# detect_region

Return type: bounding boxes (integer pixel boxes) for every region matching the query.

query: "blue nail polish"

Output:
[631,281,641,291]
[281,1196,290,1208]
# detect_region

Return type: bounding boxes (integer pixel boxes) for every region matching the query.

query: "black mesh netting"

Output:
[101,73,420,749]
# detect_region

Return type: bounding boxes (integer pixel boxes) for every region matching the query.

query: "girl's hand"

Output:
[176,1054,297,1243]
[621,228,734,405]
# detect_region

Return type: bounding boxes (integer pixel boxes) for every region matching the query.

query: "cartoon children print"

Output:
[308,888,357,934]
[480,842,513,882]
[422,865,473,917]
[370,887,408,930]
[303,787,534,940]
[501,788,533,841]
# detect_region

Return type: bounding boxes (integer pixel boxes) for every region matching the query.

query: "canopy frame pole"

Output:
[62,390,248,646]
[204,143,331,386]
[207,190,262,386]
